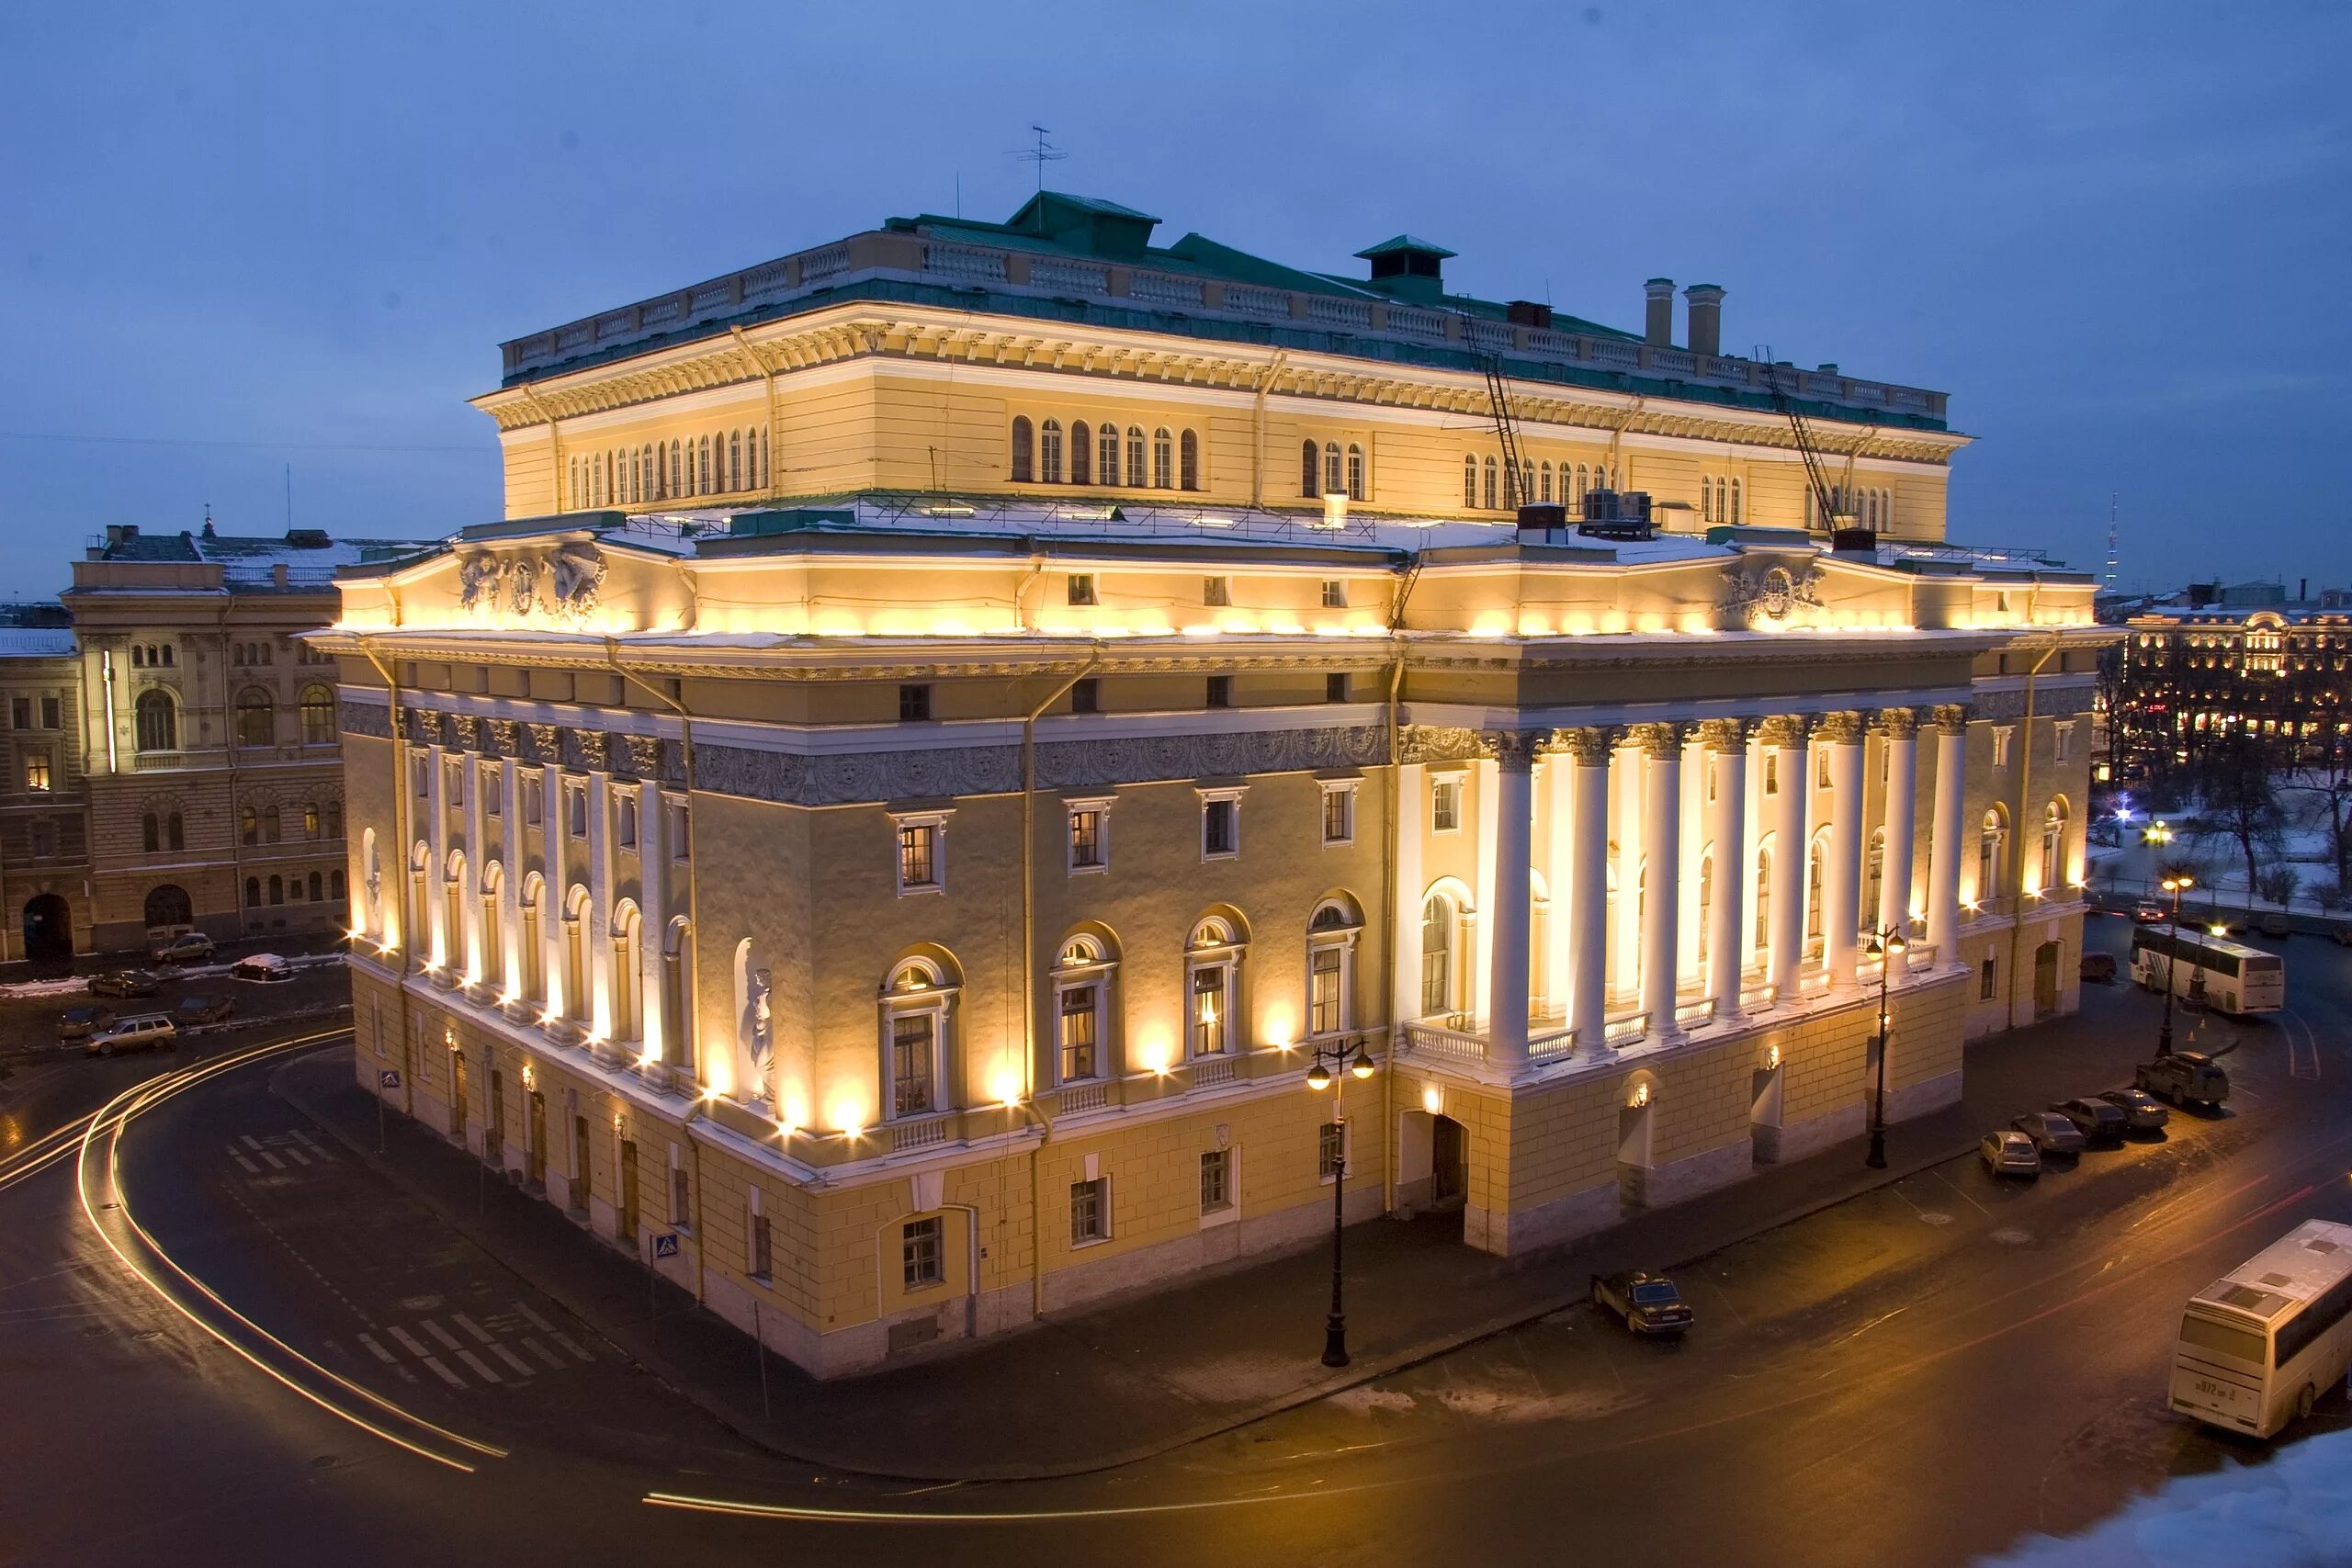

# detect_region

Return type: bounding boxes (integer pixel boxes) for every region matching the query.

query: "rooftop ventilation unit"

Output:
[1577,490,1655,541]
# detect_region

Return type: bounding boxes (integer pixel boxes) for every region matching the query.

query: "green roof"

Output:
[1355,234,1457,260]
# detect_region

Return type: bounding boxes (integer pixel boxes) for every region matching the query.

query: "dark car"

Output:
[2098,1087,2171,1133]
[2132,903,2166,924]
[1590,1270,1694,1337]
[2137,1051,2230,1111]
[88,969,159,998]
[2052,1097,2130,1145]
[2332,925,2352,949]
[172,995,233,1027]
[58,1004,115,1042]
[2013,1110,2087,1156]
[2080,952,2118,984]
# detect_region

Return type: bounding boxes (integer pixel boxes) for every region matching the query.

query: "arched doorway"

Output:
[21,894,72,964]
[143,884,192,931]
[2034,941,2061,1020]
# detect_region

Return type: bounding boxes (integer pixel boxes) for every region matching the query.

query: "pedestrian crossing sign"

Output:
[380,1069,401,1089]
[653,1232,680,1259]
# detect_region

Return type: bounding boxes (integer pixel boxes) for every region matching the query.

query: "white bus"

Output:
[2170,1219,2352,1437]
[2130,926,2284,1016]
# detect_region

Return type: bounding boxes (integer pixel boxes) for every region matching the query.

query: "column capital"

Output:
[1930,703,1972,734]
[1696,716,1754,752]
[617,733,664,781]
[1811,709,1865,744]
[450,714,482,754]
[483,717,520,758]
[1755,713,1810,748]
[522,722,562,764]
[1555,726,1619,764]
[1873,706,1919,738]
[1486,728,1547,773]
[1629,721,1688,759]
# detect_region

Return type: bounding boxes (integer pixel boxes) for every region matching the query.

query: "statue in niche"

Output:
[746,965,775,1106]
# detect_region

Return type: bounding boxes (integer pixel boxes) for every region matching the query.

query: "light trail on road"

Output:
[70,1029,509,1474]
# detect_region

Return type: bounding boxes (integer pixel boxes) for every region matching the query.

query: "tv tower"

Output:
[2104,493,2119,591]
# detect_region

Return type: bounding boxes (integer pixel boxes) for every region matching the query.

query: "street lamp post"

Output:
[2156,874,2194,1059]
[2143,819,2173,899]
[1863,927,1907,1169]
[1305,1035,1375,1368]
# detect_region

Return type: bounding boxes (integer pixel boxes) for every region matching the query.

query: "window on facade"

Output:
[134,691,175,753]
[7,697,27,728]
[1097,422,1121,486]
[1040,418,1064,484]
[1806,840,1826,945]
[1010,416,1035,483]
[1067,573,1097,606]
[1420,894,1457,1017]
[40,695,58,729]
[750,1209,772,1280]
[523,775,543,826]
[1069,677,1099,715]
[1325,672,1348,704]
[616,796,638,850]
[1126,427,1146,487]
[1979,808,2008,901]
[1205,675,1231,710]
[261,806,280,843]
[268,874,284,905]
[1483,456,1498,510]
[1308,901,1356,1036]
[902,1216,944,1289]
[300,685,334,745]
[1204,575,1230,607]
[1321,785,1353,844]
[898,823,940,891]
[1180,429,1200,491]
[1152,429,1173,489]
[1069,420,1091,486]
[1068,806,1105,871]
[22,751,51,792]
[2054,723,2075,764]
[141,812,160,852]
[28,819,54,858]
[1057,982,1099,1083]
[235,689,273,748]
[1323,442,1342,499]
[1202,797,1238,858]
[1346,444,1365,501]
[1980,956,1997,1001]
[1200,1150,1231,1213]
[891,1011,937,1117]
[1863,833,1884,935]
[304,802,321,839]
[668,802,689,863]
[1069,1179,1107,1245]
[1192,963,1227,1055]
[1755,847,1773,950]
[239,807,257,845]
[899,683,931,722]
[1318,1121,1346,1180]
[1463,454,1478,509]
[2041,799,2067,889]
[1321,579,1347,609]
[245,876,260,908]
[1432,777,1461,832]
[567,785,587,838]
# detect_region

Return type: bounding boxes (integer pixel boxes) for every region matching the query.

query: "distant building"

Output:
[2107,587,2352,784]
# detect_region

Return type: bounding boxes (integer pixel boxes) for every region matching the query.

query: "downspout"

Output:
[1380,639,1407,1214]
[357,635,416,1119]
[1021,644,1103,1321]
[1250,351,1287,510]
[2006,638,2058,1027]
[682,1098,711,1307]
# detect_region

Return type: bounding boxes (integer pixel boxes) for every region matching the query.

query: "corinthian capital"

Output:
[1486,728,1547,773]
[1755,714,1809,749]
[1556,727,1618,765]
[1630,721,1688,759]
[1874,706,1919,739]
[1811,710,1864,744]
[1696,717,1752,753]
[1931,703,1971,734]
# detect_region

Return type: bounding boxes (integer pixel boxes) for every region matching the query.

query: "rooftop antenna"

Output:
[2105,492,2119,590]
[1008,125,1067,200]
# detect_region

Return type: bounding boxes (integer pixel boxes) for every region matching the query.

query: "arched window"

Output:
[1011,416,1035,483]
[1979,807,2010,904]
[309,871,323,903]
[299,684,334,745]
[131,645,144,669]
[1754,844,1773,953]
[240,806,258,845]
[1806,834,1826,949]
[1187,915,1244,1057]
[561,886,592,1023]
[611,902,644,1043]
[167,812,183,852]
[1052,933,1114,1084]
[1864,829,1886,934]
[1420,892,1460,1018]
[640,444,654,502]
[1323,442,1342,499]
[882,954,956,1119]
[1181,429,1201,491]
[235,688,273,748]
[1697,852,1714,965]
[1730,477,1743,524]
[668,440,683,499]
[1070,421,1091,486]
[134,690,175,752]
[1098,422,1122,486]
[245,876,260,909]
[1463,454,1478,509]
[1345,443,1364,501]
[1539,460,1554,503]
[1304,440,1323,499]
[1126,427,1146,487]
[697,434,714,494]
[728,430,743,492]
[1152,428,1174,489]
[325,800,342,839]
[332,868,346,901]
[304,801,321,839]
[1039,418,1063,484]
[661,917,695,1072]
[262,805,281,844]
[268,874,284,906]
[1483,456,1498,511]
[141,812,160,852]
[1306,897,1363,1038]
[2040,798,2068,893]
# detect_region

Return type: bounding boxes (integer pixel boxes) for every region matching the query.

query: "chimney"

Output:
[1644,279,1675,346]
[1684,284,1724,358]
[2300,577,2309,603]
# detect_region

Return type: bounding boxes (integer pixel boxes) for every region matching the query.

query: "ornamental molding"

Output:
[456,541,607,627]
[1630,721,1689,758]
[1554,727,1621,763]
[1696,717,1752,751]
[1930,703,1972,733]
[1486,729,1548,771]
[1397,726,1488,765]
[1810,710,1865,744]
[1967,686,2094,722]
[618,733,665,780]
[1873,707,1919,737]
[523,722,562,763]
[485,718,520,757]
[1755,714,1811,747]
[340,700,394,741]
[1717,560,1826,630]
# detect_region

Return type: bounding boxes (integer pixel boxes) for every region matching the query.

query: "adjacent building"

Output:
[329,192,2109,1377]
[2105,581,2352,784]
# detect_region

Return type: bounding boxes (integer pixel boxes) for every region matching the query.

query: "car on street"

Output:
[2098,1086,2171,1132]
[230,953,294,983]
[1980,1129,2042,1177]
[57,1004,115,1042]
[2133,902,2166,924]
[2258,911,2292,938]
[172,994,233,1027]
[2137,1051,2231,1111]
[2052,1097,2131,1145]
[88,968,160,998]
[1590,1270,1694,1337]
[85,1012,175,1056]
[2013,1110,2087,1156]
[2333,925,2352,948]
[2079,952,2118,983]
[145,930,216,964]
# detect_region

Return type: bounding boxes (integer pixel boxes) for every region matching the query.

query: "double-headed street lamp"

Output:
[2156,873,2195,1058]
[1306,1035,1375,1368]
[1863,926,1907,1169]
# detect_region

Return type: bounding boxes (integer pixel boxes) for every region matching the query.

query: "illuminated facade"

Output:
[2111,602,2352,782]
[331,193,2108,1376]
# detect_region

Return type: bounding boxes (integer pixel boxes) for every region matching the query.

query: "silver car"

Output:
[1980,1129,2041,1178]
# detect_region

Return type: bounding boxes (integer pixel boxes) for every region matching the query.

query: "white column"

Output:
[539,759,565,1021]
[1393,760,1426,1030]
[1677,731,1705,987]
[498,757,521,996]
[1611,738,1643,1002]
[639,778,668,1066]
[1486,735,1537,1067]
[1544,749,1576,1012]
[1705,721,1748,1021]
[1925,706,1968,964]
[461,747,486,981]
[1567,730,1611,1053]
[1824,714,1865,988]
[1472,755,1498,1026]
[587,762,613,1040]
[1878,711,1919,959]
[425,741,448,969]
[1768,724,1806,1000]
[1639,726,1682,1040]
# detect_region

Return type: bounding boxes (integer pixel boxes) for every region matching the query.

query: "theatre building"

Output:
[326,192,2108,1375]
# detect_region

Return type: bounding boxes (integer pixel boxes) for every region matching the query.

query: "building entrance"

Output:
[21,894,71,964]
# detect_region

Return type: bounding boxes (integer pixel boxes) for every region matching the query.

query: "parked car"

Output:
[1589,1270,1694,1337]
[146,930,216,964]
[2079,952,2118,984]
[2013,1110,2087,1156]
[57,1004,115,1042]
[2258,911,2292,938]
[172,994,233,1027]
[2052,1097,2130,1145]
[2098,1086,2171,1133]
[1980,1129,2042,1178]
[2333,925,2352,948]
[86,1012,175,1056]
[2132,903,2166,924]
[230,953,293,983]
[2137,1051,2231,1111]
[88,969,159,998]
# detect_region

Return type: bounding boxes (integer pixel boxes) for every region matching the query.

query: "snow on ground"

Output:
[1981,1427,2352,1567]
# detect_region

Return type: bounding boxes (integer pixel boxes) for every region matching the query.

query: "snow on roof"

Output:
[0,628,75,658]
[102,529,432,588]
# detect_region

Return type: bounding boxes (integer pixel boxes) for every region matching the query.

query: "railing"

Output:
[889,1111,955,1154]
[1603,1011,1650,1046]
[798,243,851,283]
[1397,1021,1488,1065]
[1464,319,1515,352]
[1224,284,1292,319]
[1192,1056,1236,1089]
[1030,258,1109,296]
[1674,997,1717,1030]
[1740,979,1779,1012]
[132,750,186,772]
[1527,1027,1577,1064]
[1385,305,1448,338]
[1126,272,1204,306]
[923,243,1007,284]
[1058,1080,1109,1114]
[1306,296,1373,329]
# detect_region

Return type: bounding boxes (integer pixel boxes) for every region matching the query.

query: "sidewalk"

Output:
[277,959,2166,1482]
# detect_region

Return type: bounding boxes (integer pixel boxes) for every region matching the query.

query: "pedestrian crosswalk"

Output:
[341,1299,594,1391]
[226,1127,337,1177]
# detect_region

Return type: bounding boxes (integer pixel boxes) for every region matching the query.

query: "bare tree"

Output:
[2193,723,2288,906]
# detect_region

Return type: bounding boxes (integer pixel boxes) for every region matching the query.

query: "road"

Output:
[4,922,2348,1567]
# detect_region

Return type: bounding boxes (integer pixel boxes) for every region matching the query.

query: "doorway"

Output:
[571,1113,592,1214]
[526,1091,547,1189]
[2034,941,2061,1020]
[20,894,71,964]
[617,1139,639,1242]
[1750,1064,1785,1163]
[451,1052,469,1143]
[1430,1115,1468,1208]
[486,1070,505,1165]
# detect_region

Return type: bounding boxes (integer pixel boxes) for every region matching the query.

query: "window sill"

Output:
[1069,1235,1112,1251]
[897,883,945,898]
[748,1271,773,1291]
[1069,863,1107,876]
[1201,851,1238,863]
[1321,836,1354,850]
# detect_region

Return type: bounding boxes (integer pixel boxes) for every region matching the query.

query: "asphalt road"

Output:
[6,921,2350,1567]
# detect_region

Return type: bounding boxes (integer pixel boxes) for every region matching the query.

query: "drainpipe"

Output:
[1379,640,1408,1213]
[1250,351,1288,509]
[1020,644,1102,1320]
[683,1097,711,1306]
[2005,638,2058,1027]
[357,634,416,1119]
[602,637,704,1090]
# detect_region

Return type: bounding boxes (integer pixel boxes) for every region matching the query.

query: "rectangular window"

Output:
[1192,965,1227,1055]
[7,698,26,730]
[1321,786,1353,844]
[28,820,54,858]
[901,1216,944,1290]
[1815,750,1831,789]
[1058,986,1098,1082]
[1069,1179,1107,1246]
[39,696,58,730]
[482,767,501,816]
[1980,956,1997,1001]
[2054,723,2075,764]
[1205,675,1231,710]
[1310,946,1344,1035]
[899,683,932,722]
[891,1013,936,1116]
[1325,671,1349,704]
[1320,579,1347,609]
[898,824,939,891]
[22,751,51,792]
[1067,574,1098,606]
[1993,726,2015,768]
[1069,678,1099,715]
[1431,777,1461,833]
[447,761,465,808]
[750,1212,772,1280]
[1199,1150,1231,1213]
[616,801,638,850]
[1764,751,1779,795]
[669,803,690,863]
[671,1164,690,1228]
[523,775,544,826]
[1318,1121,1346,1180]
[1204,576,1230,607]
[566,785,587,837]
[1203,798,1237,858]
[1069,807,1104,870]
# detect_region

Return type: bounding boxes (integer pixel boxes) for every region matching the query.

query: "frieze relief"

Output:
[339,700,393,741]
[1396,726,1487,765]
[1970,686,2093,723]
[457,541,608,627]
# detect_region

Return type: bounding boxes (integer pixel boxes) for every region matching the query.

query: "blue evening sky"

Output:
[2,1,2344,597]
